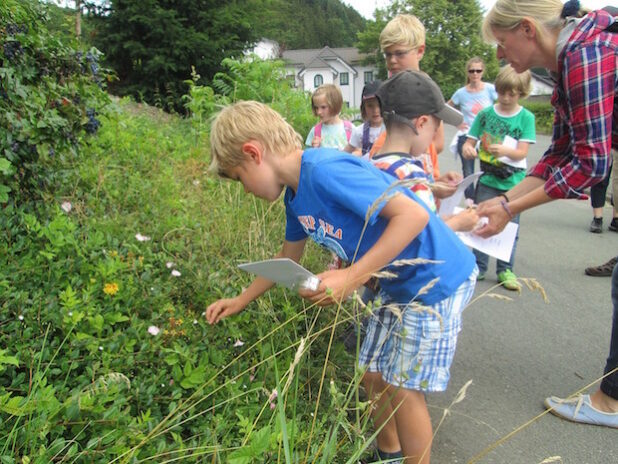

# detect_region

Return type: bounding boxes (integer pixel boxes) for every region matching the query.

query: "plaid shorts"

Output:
[358,267,477,392]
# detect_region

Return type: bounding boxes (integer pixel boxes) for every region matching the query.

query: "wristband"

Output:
[500,200,514,219]
[499,192,509,202]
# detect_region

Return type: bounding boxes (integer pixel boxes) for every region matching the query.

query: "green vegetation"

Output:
[521,100,554,135]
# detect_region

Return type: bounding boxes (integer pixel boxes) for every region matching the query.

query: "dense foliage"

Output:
[0,0,109,203]
[88,0,256,112]
[251,0,366,50]
[357,0,500,99]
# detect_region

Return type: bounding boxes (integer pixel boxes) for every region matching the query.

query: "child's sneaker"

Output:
[477,272,486,281]
[497,269,521,291]
[589,217,603,233]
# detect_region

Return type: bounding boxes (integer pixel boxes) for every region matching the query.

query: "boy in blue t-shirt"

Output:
[206,79,476,462]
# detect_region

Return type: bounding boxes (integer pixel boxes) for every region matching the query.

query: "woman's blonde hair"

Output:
[311,84,343,116]
[482,0,587,43]
[209,101,302,175]
[465,56,485,84]
[494,64,532,98]
[379,14,426,51]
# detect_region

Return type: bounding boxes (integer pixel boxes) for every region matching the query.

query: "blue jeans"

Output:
[457,135,476,200]
[473,182,520,275]
[600,259,618,399]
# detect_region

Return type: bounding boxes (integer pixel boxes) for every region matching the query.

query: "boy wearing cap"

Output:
[206,72,477,464]
[343,80,385,157]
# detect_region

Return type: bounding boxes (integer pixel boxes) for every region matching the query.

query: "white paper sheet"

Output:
[438,172,484,216]
[497,135,527,169]
[454,210,519,262]
[238,258,320,291]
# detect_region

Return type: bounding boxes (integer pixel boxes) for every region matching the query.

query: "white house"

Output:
[281,46,379,109]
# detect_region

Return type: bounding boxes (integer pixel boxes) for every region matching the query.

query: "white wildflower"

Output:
[135,233,151,242]
[233,339,244,347]
[166,261,175,269]
[171,269,181,277]
[61,201,72,213]
[148,325,160,336]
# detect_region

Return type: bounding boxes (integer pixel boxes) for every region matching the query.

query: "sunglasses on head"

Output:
[468,69,483,74]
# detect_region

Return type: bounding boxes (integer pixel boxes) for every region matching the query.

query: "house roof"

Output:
[281,46,369,67]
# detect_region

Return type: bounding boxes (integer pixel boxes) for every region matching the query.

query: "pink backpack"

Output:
[314,120,354,142]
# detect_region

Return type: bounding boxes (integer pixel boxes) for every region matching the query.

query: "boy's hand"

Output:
[437,171,462,184]
[449,207,480,232]
[487,144,507,157]
[431,181,457,199]
[298,268,360,306]
[462,144,477,160]
[205,297,245,324]
[311,136,321,148]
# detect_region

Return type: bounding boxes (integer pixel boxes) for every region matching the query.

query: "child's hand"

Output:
[298,268,360,306]
[431,181,457,199]
[437,171,463,184]
[462,144,477,160]
[311,136,321,148]
[487,144,507,157]
[205,297,245,324]
[449,208,480,232]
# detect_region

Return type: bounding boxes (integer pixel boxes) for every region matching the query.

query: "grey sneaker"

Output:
[589,217,603,233]
[609,218,618,232]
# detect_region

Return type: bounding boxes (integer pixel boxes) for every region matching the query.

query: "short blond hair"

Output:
[494,64,532,98]
[379,14,426,52]
[209,101,302,175]
[311,84,343,116]
[482,0,587,43]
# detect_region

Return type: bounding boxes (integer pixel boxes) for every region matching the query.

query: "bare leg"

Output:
[589,389,618,413]
[362,371,401,453]
[388,385,433,464]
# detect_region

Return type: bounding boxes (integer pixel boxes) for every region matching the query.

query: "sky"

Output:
[341,0,611,20]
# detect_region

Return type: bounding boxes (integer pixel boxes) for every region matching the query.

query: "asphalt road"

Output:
[428,125,618,464]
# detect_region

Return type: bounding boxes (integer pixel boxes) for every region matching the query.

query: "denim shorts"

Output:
[358,267,477,392]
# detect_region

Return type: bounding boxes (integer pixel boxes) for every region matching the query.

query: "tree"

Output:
[250,0,366,50]
[90,0,257,111]
[356,0,499,99]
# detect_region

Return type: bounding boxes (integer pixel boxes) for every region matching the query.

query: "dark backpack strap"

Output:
[361,123,371,155]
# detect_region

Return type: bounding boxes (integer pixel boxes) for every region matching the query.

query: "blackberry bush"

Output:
[0,0,110,203]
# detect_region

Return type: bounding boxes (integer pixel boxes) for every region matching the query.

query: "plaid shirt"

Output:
[529,10,617,199]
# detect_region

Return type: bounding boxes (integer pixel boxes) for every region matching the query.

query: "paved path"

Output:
[429,126,618,464]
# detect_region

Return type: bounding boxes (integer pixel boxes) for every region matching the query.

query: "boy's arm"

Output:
[300,193,429,306]
[461,137,478,159]
[206,238,307,324]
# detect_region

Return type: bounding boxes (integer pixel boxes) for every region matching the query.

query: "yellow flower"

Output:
[103,282,119,296]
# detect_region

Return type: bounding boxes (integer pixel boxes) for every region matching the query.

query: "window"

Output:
[364,71,374,83]
[314,74,323,88]
[340,72,349,86]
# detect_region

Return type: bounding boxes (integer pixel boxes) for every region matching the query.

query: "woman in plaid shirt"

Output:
[478,0,617,429]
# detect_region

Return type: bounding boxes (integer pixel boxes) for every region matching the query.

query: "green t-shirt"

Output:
[467,105,536,191]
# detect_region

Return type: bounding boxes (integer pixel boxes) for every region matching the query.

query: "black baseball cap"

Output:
[362,80,382,101]
[376,70,463,127]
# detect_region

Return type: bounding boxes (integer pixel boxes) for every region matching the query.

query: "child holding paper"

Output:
[206,80,477,463]
[462,64,535,290]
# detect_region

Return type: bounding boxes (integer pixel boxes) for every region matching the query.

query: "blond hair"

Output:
[465,56,485,84]
[494,64,532,98]
[311,84,343,116]
[209,101,302,175]
[379,14,426,51]
[482,0,588,43]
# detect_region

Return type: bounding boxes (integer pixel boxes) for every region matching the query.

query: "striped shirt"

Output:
[529,10,617,199]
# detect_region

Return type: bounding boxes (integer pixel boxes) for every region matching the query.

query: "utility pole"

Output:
[75,0,81,38]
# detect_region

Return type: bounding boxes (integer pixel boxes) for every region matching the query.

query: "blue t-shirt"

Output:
[284,149,475,305]
[450,83,498,128]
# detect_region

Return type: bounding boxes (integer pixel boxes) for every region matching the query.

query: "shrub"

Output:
[0,0,110,203]
[521,99,554,135]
